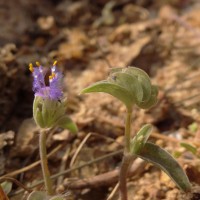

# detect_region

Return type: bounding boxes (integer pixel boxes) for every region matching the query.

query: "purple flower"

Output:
[29,61,63,100]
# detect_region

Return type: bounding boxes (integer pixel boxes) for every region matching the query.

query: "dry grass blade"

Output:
[107,182,119,200]
[10,149,124,196]
[57,146,71,188]
[1,144,62,178]
[70,133,92,167]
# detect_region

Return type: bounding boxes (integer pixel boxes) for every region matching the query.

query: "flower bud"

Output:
[33,96,65,128]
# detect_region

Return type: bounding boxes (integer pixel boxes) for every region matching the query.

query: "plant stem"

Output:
[39,129,54,195]
[125,111,132,154]
[119,110,133,200]
[119,154,134,200]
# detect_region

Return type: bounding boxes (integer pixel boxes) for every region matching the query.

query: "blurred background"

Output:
[1,0,200,199]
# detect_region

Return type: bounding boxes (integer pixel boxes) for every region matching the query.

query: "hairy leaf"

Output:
[81,67,158,110]
[108,72,143,103]
[125,67,151,101]
[137,142,191,192]
[81,80,134,110]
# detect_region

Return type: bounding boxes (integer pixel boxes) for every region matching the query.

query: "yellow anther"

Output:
[36,61,40,67]
[49,72,56,80]
[53,60,57,66]
[29,63,34,72]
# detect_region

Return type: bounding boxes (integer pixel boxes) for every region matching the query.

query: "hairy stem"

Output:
[119,154,135,200]
[119,110,133,200]
[39,129,53,195]
[125,111,132,154]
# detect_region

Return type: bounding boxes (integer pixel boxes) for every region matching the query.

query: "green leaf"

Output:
[180,142,197,155]
[81,67,158,110]
[81,80,134,110]
[108,72,143,103]
[56,116,78,133]
[137,85,158,109]
[27,191,48,200]
[125,67,152,102]
[137,142,191,192]
[125,67,150,81]
[130,124,152,154]
[1,181,12,195]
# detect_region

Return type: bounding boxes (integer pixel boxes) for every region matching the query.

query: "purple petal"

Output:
[31,63,63,100]
[32,66,45,93]
[49,70,63,100]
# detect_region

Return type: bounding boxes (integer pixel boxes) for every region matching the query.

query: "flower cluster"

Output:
[29,61,65,129]
[29,61,63,100]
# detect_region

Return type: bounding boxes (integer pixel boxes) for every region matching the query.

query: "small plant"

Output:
[27,61,78,200]
[81,66,191,200]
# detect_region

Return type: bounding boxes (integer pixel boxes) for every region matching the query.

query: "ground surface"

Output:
[1,0,200,199]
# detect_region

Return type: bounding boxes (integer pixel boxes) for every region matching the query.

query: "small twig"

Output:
[9,131,193,197]
[70,133,92,167]
[51,150,123,180]
[65,158,145,189]
[10,149,124,196]
[91,132,123,146]
[0,177,32,193]
[57,131,121,189]
[1,144,62,178]
[57,146,71,187]
[107,182,119,200]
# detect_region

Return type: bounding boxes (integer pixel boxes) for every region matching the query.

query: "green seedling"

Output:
[81,66,191,200]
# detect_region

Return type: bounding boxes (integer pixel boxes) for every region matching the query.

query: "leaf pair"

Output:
[81,67,158,111]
